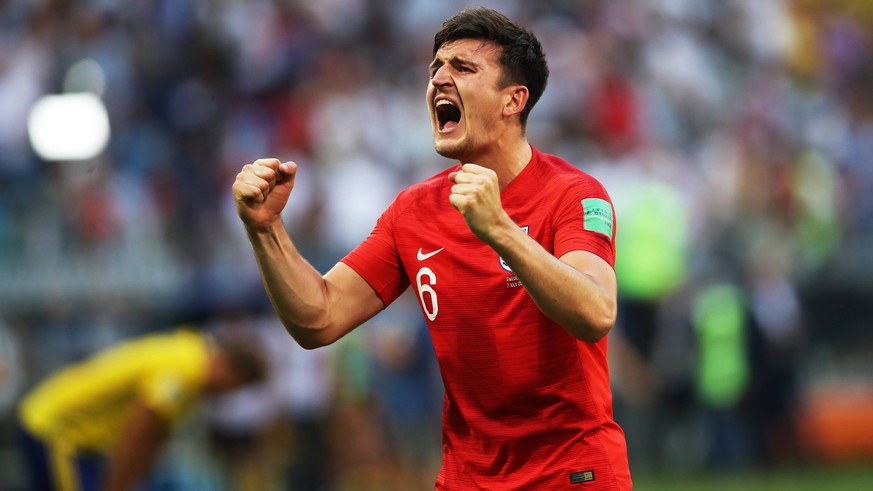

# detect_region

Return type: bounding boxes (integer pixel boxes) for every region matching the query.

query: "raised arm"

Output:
[233,159,384,348]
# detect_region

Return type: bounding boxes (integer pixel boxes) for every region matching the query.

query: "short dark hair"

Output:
[433,7,549,129]
[212,329,267,384]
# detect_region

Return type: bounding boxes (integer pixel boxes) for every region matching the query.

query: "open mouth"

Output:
[436,99,461,131]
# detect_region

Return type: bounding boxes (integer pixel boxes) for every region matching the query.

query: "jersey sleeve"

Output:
[140,370,194,420]
[553,175,617,268]
[340,196,410,307]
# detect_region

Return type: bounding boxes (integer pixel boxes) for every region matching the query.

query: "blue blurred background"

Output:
[1,0,872,489]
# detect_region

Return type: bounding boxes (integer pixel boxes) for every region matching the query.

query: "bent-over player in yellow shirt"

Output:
[17,328,266,491]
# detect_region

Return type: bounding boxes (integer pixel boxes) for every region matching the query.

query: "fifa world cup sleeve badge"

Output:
[581,198,613,238]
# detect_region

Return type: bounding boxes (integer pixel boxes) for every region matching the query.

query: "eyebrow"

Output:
[429,55,479,74]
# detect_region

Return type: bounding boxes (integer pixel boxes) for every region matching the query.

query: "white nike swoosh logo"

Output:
[417,247,444,260]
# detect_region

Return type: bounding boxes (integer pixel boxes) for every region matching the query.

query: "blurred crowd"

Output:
[1,0,872,489]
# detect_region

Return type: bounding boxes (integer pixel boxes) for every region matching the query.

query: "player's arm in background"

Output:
[102,401,168,491]
[232,159,385,349]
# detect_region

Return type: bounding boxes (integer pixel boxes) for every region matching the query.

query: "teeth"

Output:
[436,99,455,107]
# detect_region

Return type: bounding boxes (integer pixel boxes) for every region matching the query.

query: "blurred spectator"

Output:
[204,314,335,491]
[365,294,442,490]
[0,316,25,488]
[743,234,806,465]
[0,316,23,415]
[691,279,753,468]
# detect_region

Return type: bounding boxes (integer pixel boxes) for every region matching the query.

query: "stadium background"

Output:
[1,0,872,489]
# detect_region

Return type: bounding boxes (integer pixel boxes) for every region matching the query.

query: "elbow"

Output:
[571,305,616,344]
[281,318,339,350]
[581,316,615,343]
[295,336,332,350]
[289,329,338,350]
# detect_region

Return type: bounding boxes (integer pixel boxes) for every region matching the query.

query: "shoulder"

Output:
[130,329,206,358]
[533,148,612,200]
[131,330,209,378]
[166,329,210,367]
[139,332,210,410]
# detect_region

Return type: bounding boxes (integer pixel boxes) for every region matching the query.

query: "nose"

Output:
[430,64,453,87]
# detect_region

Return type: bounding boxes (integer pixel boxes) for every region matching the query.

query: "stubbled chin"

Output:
[434,136,470,160]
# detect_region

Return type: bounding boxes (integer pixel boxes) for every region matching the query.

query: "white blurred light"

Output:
[27,93,111,161]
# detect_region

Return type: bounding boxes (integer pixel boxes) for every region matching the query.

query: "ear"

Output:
[503,85,529,119]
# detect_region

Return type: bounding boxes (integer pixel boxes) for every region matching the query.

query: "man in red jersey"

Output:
[233,7,632,490]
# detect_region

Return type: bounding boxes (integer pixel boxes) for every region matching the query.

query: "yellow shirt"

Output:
[18,329,210,453]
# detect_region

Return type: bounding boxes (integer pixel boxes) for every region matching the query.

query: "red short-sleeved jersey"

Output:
[342,147,631,490]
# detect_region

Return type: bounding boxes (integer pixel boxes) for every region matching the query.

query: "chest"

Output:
[393,196,557,323]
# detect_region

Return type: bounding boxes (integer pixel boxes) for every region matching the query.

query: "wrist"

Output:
[483,213,522,250]
[245,218,286,239]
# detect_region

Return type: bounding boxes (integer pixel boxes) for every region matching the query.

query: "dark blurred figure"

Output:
[367,308,442,490]
[204,317,335,491]
[743,250,806,465]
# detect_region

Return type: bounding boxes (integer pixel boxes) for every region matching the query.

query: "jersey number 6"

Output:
[416,267,438,321]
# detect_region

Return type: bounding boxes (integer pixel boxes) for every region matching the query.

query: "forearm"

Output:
[487,222,617,342]
[102,405,167,491]
[245,221,336,347]
[234,159,364,347]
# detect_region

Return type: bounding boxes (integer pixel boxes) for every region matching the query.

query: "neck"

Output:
[467,138,532,190]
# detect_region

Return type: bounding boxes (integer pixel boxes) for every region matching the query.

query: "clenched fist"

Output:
[232,158,297,231]
[448,163,511,242]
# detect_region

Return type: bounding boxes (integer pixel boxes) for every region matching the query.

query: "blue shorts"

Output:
[17,423,105,491]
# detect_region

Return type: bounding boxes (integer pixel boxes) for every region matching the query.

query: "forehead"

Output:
[434,38,502,65]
